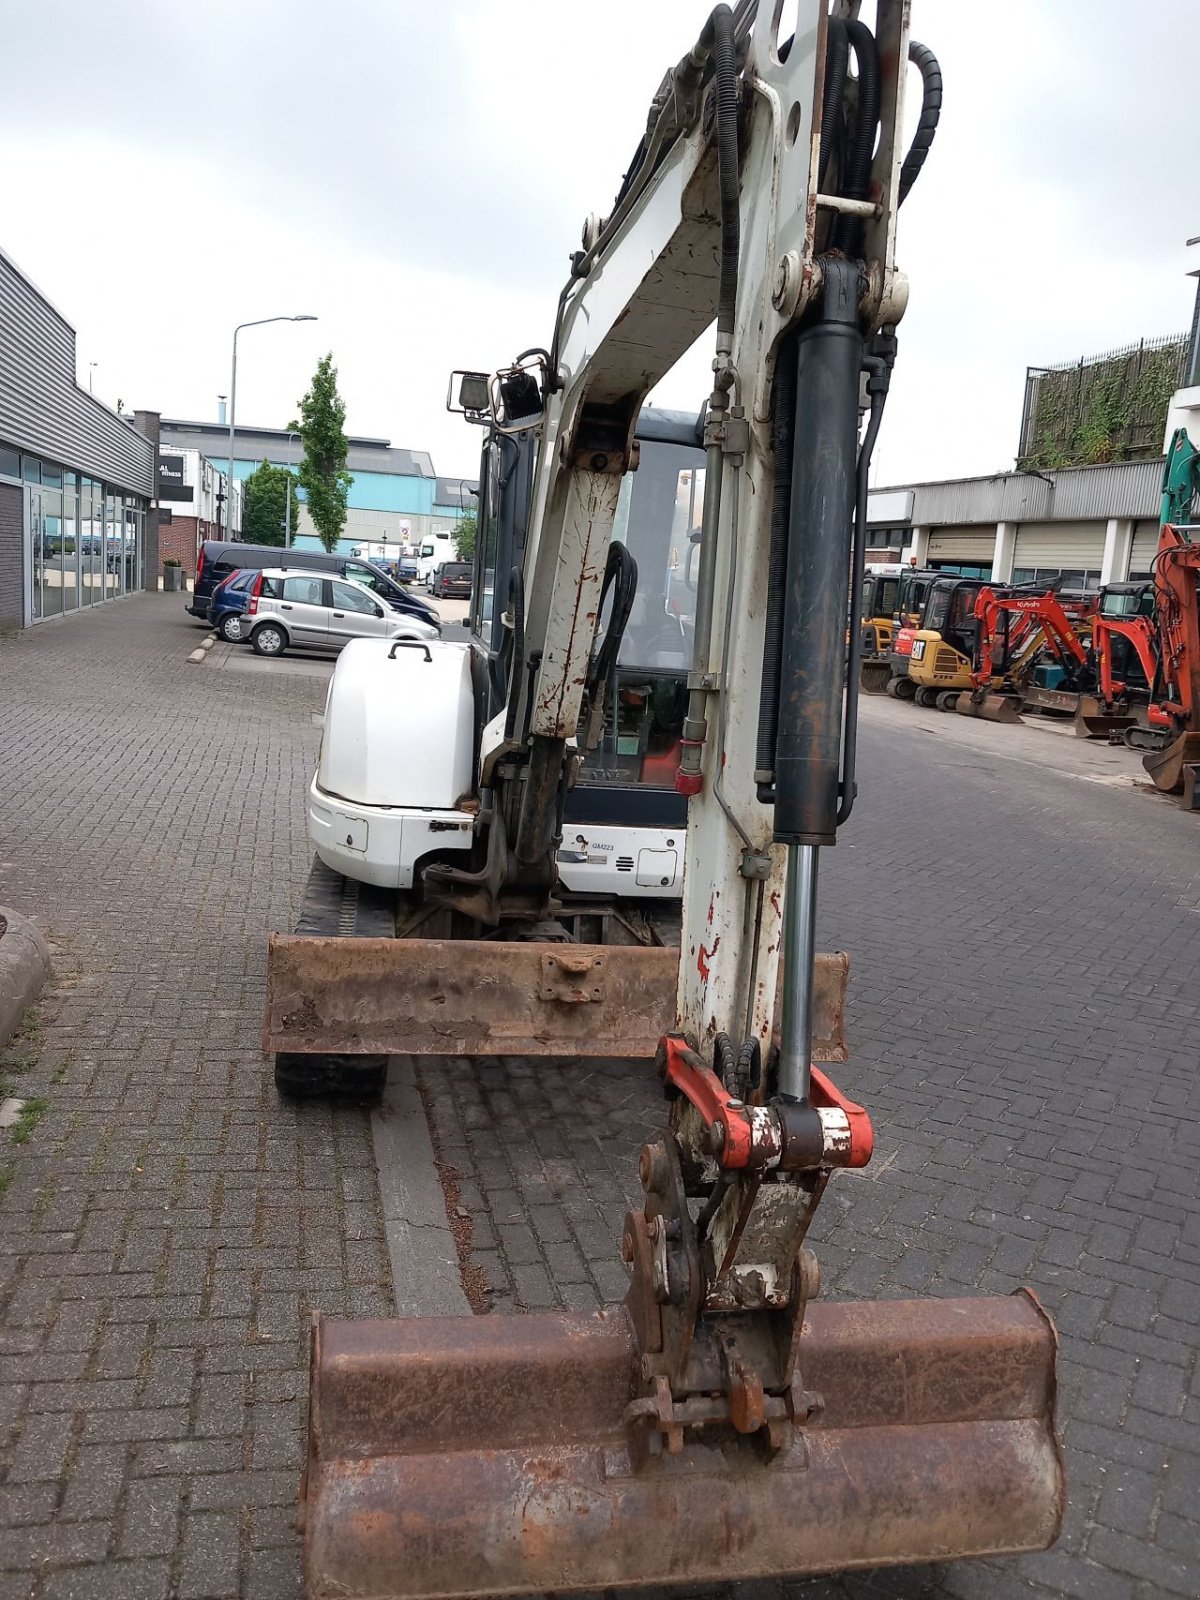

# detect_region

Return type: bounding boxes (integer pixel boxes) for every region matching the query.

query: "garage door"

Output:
[927,527,995,562]
[1129,519,1159,576]
[1011,522,1105,570]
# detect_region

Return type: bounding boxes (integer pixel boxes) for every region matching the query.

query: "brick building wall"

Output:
[157,514,223,579]
[0,482,24,629]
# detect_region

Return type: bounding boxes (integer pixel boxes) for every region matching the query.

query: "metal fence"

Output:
[1017,334,1187,471]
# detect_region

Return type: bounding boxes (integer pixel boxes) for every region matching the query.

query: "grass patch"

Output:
[0,1163,13,1195]
[11,1098,48,1145]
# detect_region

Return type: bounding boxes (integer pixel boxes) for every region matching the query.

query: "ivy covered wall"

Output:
[1018,335,1187,471]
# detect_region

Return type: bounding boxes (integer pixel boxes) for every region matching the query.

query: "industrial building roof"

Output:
[160,419,435,479]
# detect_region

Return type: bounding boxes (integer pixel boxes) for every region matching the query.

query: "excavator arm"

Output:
[298,6,1064,1596]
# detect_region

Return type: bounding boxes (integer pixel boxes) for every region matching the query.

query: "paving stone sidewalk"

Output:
[420,704,1200,1600]
[0,595,393,1600]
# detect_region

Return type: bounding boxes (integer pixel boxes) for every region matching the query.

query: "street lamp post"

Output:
[284,430,300,547]
[227,314,317,539]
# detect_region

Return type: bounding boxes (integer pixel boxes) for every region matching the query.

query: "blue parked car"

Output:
[208,568,260,641]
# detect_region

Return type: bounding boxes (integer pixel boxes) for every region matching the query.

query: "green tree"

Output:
[241,460,297,547]
[294,353,352,551]
[454,510,477,563]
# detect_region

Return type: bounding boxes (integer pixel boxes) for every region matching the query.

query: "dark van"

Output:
[187,542,439,630]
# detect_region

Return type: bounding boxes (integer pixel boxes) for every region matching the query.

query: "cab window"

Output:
[475,443,501,636]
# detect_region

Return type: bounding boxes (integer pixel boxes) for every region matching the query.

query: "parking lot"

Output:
[0,591,1197,1599]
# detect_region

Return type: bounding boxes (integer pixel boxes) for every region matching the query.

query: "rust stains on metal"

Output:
[302,1291,1063,1598]
[264,935,674,1059]
[697,937,720,983]
[264,938,851,1062]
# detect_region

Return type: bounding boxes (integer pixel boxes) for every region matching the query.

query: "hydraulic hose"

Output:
[818,19,849,191]
[834,20,881,257]
[836,336,894,826]
[755,334,797,798]
[585,541,638,720]
[898,41,943,204]
[698,4,741,339]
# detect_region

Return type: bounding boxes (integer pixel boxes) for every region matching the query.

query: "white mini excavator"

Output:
[269,4,1066,1595]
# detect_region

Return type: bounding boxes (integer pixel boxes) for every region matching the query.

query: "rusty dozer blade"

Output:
[859,658,892,694]
[264,936,849,1062]
[1142,730,1200,793]
[955,690,1023,723]
[302,1292,1063,1599]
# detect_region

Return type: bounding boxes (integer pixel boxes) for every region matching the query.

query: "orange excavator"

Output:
[278,6,1064,1595]
[1060,431,1200,789]
[955,584,1094,721]
[1139,433,1200,793]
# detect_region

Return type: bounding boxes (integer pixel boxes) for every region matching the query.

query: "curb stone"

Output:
[0,905,51,1050]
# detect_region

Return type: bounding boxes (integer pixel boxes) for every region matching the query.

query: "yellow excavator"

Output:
[268,5,1064,1595]
[859,563,939,690]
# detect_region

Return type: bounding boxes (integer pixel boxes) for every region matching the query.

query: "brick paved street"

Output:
[0,594,390,1600]
[1,595,1198,1599]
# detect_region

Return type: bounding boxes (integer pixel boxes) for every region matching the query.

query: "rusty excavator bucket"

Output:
[300,1042,1062,1600]
[1072,694,1136,740]
[955,690,1024,724]
[302,1291,1063,1599]
[859,658,892,694]
[1142,730,1200,793]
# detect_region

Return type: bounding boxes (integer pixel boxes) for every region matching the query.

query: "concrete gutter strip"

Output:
[371,1057,470,1318]
[0,907,51,1049]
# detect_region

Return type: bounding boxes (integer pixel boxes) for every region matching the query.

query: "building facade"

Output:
[866,456,1166,588]
[158,420,472,557]
[866,238,1200,589]
[0,247,156,629]
[156,448,242,577]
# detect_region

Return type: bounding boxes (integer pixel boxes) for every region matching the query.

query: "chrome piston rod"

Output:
[777,843,820,1102]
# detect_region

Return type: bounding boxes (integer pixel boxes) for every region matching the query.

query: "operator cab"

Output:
[469,408,701,832]
[921,576,987,656]
[1099,581,1154,620]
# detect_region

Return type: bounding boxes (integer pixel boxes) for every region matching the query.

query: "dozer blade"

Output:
[859,659,892,694]
[302,1292,1063,1599]
[955,692,1023,724]
[264,936,849,1062]
[1143,731,1200,794]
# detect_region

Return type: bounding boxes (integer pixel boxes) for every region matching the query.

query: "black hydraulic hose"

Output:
[587,541,639,709]
[502,566,526,742]
[699,4,741,337]
[755,334,797,798]
[834,20,881,257]
[837,359,890,826]
[818,18,849,191]
[898,41,943,204]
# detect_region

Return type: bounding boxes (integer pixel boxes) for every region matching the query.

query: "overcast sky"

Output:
[2,1,1195,486]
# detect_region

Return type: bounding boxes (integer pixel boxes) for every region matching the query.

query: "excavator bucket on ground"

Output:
[1142,730,1200,793]
[955,691,1024,724]
[301,1292,1063,1599]
[1073,694,1136,739]
[859,659,892,694]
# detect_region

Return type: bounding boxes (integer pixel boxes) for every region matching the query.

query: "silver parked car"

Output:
[244,570,439,658]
